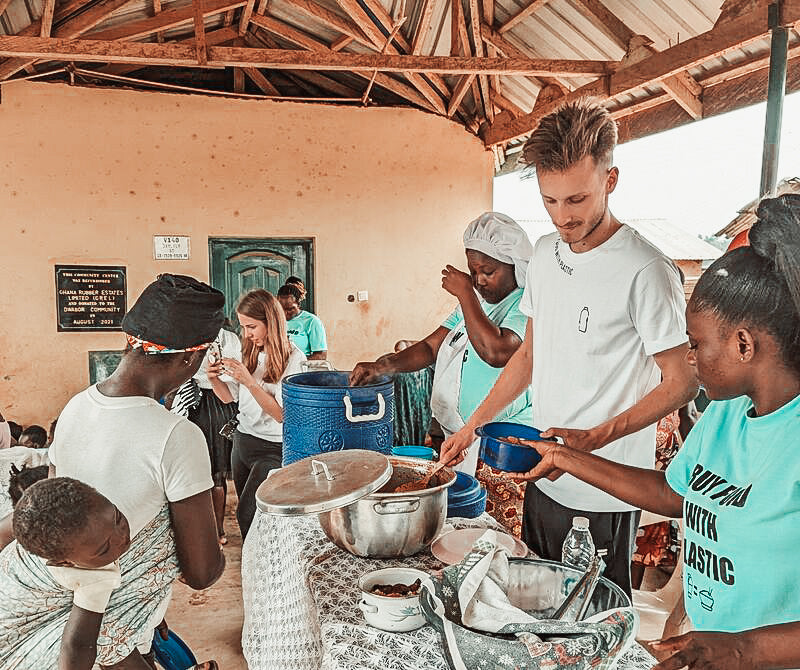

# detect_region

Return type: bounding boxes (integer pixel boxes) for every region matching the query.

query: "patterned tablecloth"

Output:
[241,511,658,670]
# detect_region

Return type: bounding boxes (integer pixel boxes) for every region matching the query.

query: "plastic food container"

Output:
[476,422,556,473]
[391,445,436,461]
[446,472,486,518]
[358,567,428,632]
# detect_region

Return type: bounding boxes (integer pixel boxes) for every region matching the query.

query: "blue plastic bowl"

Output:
[476,422,556,473]
[447,471,481,505]
[391,445,436,461]
[152,630,197,670]
[447,486,487,519]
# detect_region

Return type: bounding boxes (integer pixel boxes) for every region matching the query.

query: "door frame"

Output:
[208,237,316,314]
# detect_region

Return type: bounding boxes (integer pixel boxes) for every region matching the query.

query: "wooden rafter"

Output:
[483,0,800,146]
[491,86,526,116]
[411,0,435,55]
[281,0,369,46]
[233,64,245,90]
[250,13,323,51]
[468,0,492,121]
[192,0,208,64]
[659,70,702,119]
[243,65,280,93]
[153,0,165,43]
[238,0,257,34]
[480,23,568,90]
[330,35,353,51]
[498,0,549,34]
[358,0,451,102]
[0,35,613,76]
[0,0,14,19]
[0,0,135,80]
[87,0,247,42]
[447,73,474,116]
[40,0,56,38]
[452,0,483,120]
[334,0,446,113]
[573,0,634,51]
[245,20,438,110]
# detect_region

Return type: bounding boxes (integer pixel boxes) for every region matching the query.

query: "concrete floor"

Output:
[165,492,248,670]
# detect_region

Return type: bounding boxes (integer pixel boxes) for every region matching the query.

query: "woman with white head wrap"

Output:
[351,212,534,534]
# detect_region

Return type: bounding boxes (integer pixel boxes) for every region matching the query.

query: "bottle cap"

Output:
[572,516,590,530]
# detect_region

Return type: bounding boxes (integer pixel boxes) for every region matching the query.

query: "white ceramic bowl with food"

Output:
[358,567,429,632]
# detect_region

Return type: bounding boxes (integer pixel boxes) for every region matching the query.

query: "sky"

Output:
[493,90,800,238]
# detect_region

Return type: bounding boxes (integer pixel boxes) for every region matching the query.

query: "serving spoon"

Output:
[394,460,448,492]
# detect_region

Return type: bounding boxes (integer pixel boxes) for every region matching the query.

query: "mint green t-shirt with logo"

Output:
[442,288,532,425]
[286,310,327,356]
[665,393,800,633]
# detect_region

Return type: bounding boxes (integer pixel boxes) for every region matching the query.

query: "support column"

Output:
[759,1,789,197]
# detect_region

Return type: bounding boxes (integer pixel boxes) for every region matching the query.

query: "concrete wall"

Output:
[0,82,492,425]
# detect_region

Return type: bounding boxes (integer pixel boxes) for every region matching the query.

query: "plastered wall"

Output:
[0,82,493,425]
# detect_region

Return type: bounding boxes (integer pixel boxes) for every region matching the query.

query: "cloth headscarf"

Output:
[122,274,225,353]
[463,212,533,288]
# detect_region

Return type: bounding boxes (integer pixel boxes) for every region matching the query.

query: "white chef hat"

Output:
[463,212,533,288]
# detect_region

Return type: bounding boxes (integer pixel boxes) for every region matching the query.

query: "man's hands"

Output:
[441,265,473,301]
[645,632,751,670]
[439,425,476,466]
[349,360,387,386]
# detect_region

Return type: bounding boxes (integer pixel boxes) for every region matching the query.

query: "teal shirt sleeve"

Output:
[442,307,461,330]
[665,404,713,497]
[306,313,327,352]
[498,297,528,339]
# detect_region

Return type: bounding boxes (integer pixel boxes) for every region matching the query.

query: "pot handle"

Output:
[372,498,420,514]
[358,600,379,614]
[343,393,385,423]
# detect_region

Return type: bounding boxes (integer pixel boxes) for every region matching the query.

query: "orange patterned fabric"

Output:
[476,460,527,538]
[126,334,210,355]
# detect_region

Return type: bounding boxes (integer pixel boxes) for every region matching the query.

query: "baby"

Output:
[13,477,131,670]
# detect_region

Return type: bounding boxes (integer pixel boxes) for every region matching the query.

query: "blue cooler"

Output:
[282,371,394,465]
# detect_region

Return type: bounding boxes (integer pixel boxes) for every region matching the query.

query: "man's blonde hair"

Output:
[521,97,617,174]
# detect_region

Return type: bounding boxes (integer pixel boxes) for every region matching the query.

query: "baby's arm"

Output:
[59,605,102,670]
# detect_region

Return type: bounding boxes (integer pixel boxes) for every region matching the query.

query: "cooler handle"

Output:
[343,393,385,423]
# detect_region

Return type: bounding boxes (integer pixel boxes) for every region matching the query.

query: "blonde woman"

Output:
[209,289,306,538]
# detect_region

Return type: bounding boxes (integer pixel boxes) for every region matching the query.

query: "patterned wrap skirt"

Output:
[0,506,179,669]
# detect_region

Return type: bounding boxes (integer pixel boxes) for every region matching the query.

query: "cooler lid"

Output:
[255,450,392,516]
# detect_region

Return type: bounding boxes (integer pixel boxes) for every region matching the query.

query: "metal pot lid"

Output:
[255,450,392,516]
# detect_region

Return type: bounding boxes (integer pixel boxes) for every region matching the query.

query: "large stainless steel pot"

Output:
[319,456,456,558]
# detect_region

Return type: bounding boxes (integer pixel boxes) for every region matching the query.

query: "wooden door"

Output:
[209,238,315,325]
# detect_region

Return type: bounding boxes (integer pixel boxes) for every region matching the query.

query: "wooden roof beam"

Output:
[87,0,247,42]
[281,0,369,47]
[0,0,134,80]
[411,0,435,54]
[0,35,615,75]
[482,0,800,145]
[0,0,14,19]
[573,0,635,51]
[659,70,703,119]
[447,72,474,116]
[40,0,56,38]
[238,0,257,34]
[243,65,280,93]
[250,13,326,51]
[453,0,484,122]
[498,0,549,34]
[468,0,492,121]
[244,19,438,110]
[192,0,208,64]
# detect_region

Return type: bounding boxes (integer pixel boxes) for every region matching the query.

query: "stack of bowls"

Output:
[446,471,486,518]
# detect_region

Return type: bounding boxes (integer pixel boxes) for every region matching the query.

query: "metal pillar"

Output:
[760,2,789,197]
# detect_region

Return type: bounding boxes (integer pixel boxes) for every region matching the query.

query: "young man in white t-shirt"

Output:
[441,98,698,596]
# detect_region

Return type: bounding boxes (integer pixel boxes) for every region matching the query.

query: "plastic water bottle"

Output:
[561,516,595,571]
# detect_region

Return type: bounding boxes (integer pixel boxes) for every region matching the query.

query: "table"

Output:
[241,512,658,670]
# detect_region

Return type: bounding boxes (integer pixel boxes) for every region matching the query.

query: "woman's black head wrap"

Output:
[121,274,225,349]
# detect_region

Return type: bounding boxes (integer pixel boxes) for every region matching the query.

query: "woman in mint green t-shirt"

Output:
[277,277,328,360]
[514,194,800,669]
[350,213,534,536]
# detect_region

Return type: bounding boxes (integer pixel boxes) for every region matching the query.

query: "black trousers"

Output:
[231,430,282,540]
[521,483,641,598]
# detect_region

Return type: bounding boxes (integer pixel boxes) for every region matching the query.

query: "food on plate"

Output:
[501,436,531,444]
[369,579,422,597]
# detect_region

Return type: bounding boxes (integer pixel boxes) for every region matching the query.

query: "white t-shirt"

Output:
[49,385,213,537]
[520,225,687,512]
[235,344,307,442]
[48,561,122,613]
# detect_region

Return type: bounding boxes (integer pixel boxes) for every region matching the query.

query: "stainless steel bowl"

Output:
[319,456,456,558]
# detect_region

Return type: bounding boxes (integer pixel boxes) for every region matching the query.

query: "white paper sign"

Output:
[154,235,190,260]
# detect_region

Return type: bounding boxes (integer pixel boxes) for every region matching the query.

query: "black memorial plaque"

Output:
[55,265,127,331]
